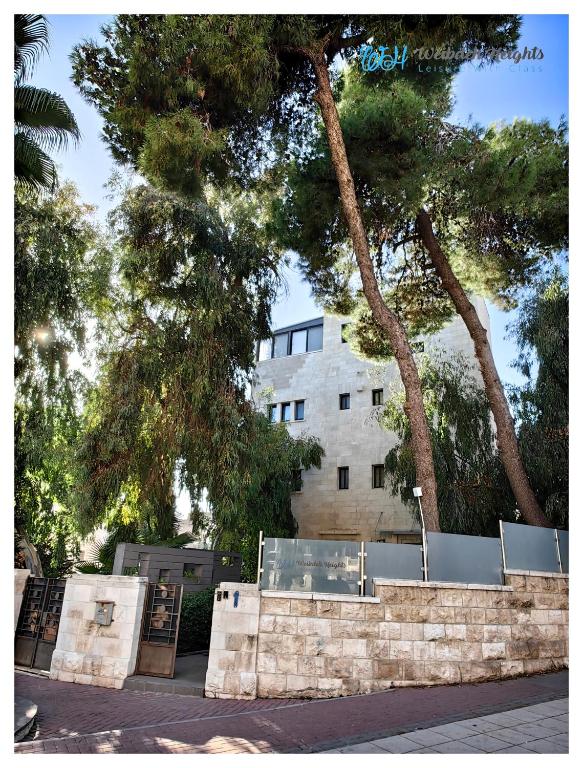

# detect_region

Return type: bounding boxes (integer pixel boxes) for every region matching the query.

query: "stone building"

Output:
[251,301,491,543]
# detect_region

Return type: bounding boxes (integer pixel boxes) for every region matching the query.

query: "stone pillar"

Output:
[14,569,31,631]
[50,574,148,689]
[205,582,260,699]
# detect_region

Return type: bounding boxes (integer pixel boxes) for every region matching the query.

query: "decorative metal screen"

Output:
[135,582,183,678]
[364,542,423,595]
[15,577,66,670]
[426,532,503,585]
[260,538,360,595]
[557,530,569,574]
[501,521,561,573]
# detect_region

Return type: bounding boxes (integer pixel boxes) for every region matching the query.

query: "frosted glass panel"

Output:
[291,329,307,354]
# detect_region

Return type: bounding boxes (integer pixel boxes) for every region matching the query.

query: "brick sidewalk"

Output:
[15,669,568,754]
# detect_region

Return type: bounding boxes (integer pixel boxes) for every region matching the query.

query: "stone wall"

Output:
[205,572,568,699]
[14,569,31,631]
[205,582,261,699]
[50,574,148,689]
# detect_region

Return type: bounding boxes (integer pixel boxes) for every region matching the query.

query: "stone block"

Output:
[81,655,102,676]
[389,641,413,660]
[342,639,367,657]
[384,605,409,622]
[365,603,385,621]
[374,659,400,679]
[367,639,390,659]
[538,640,566,659]
[222,672,241,696]
[56,671,76,683]
[459,661,499,683]
[424,662,461,684]
[225,633,257,652]
[548,610,563,624]
[258,615,275,633]
[505,573,526,589]
[413,641,436,660]
[500,659,525,677]
[205,669,225,694]
[73,673,94,686]
[340,602,366,620]
[325,656,353,677]
[297,655,326,676]
[461,643,484,661]
[445,624,466,641]
[316,600,341,619]
[424,623,445,641]
[276,655,298,674]
[317,677,343,693]
[61,652,83,674]
[261,597,290,615]
[438,590,464,607]
[406,606,431,623]
[240,673,257,698]
[433,641,461,661]
[291,600,317,617]
[286,675,319,694]
[482,642,506,660]
[353,658,374,678]
[506,639,539,660]
[297,616,332,637]
[257,654,277,673]
[258,633,305,655]
[532,592,557,609]
[304,637,343,657]
[454,607,473,624]
[379,622,400,640]
[465,625,484,642]
[401,660,424,680]
[274,615,298,635]
[483,625,511,643]
[470,609,486,624]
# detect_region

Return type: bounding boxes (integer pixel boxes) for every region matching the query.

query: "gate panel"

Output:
[135,583,182,678]
[15,577,66,670]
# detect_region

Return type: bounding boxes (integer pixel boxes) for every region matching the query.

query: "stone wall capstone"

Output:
[49,574,148,689]
[205,572,568,699]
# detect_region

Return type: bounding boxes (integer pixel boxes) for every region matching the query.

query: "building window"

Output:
[291,329,307,355]
[338,466,349,490]
[158,569,171,584]
[372,388,384,406]
[291,469,302,492]
[273,332,289,358]
[258,338,272,361]
[341,323,350,343]
[281,402,291,422]
[339,393,350,410]
[268,404,277,423]
[220,555,235,567]
[183,564,203,582]
[295,400,305,420]
[372,464,385,489]
[307,324,323,352]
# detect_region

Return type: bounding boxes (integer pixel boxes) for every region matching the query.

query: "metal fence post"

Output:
[256,530,264,587]
[555,529,563,574]
[499,520,507,575]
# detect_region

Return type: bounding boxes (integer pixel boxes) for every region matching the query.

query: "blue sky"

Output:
[39,13,568,388]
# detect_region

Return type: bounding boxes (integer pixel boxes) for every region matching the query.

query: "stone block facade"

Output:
[252,305,491,542]
[50,574,148,689]
[205,572,568,699]
[14,568,31,631]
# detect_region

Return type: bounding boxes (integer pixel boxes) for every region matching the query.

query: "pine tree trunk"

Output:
[416,209,552,528]
[309,51,440,531]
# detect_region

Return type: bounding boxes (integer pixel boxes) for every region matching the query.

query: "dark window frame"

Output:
[294,400,305,420]
[372,388,384,406]
[281,402,291,422]
[341,323,350,343]
[291,468,302,493]
[257,319,324,360]
[339,393,350,410]
[372,464,385,489]
[268,404,277,423]
[338,466,349,490]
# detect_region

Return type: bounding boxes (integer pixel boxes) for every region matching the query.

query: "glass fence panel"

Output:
[426,531,503,585]
[364,542,423,595]
[557,530,568,574]
[501,521,561,573]
[260,538,360,595]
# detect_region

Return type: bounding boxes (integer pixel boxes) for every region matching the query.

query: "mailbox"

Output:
[94,600,115,626]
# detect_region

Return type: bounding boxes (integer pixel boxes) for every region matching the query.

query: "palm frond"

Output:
[15,85,80,151]
[14,130,57,192]
[14,14,48,83]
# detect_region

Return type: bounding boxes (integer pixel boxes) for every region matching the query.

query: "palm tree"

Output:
[14,14,80,191]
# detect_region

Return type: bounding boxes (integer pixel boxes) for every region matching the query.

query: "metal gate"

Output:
[15,577,66,671]
[135,582,183,678]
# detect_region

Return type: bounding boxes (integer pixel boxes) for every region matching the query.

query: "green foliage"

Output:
[383,354,515,535]
[15,184,110,576]
[177,587,215,653]
[509,273,568,527]
[15,14,80,191]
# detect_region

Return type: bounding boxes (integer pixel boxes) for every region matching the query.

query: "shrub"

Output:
[177,586,215,653]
